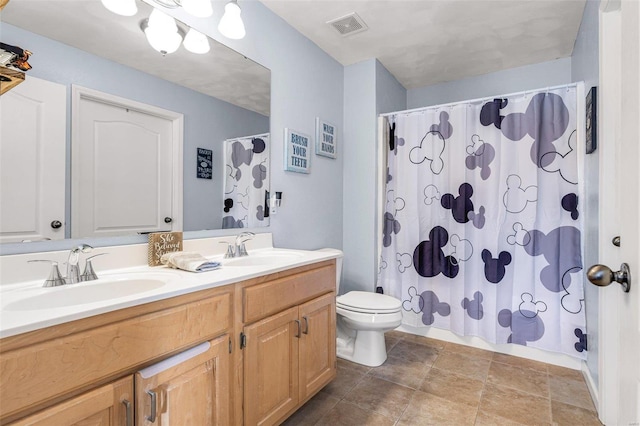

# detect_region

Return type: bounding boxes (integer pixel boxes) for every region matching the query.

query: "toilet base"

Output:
[336,325,389,367]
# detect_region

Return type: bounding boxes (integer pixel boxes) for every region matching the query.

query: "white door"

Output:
[596,0,639,424]
[71,86,183,238]
[0,76,66,242]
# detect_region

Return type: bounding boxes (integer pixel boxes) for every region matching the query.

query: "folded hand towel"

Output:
[160,251,221,273]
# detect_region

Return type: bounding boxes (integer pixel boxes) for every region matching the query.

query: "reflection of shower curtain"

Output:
[378,85,586,359]
[222,133,270,229]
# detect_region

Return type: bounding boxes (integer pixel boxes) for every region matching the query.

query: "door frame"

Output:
[71,85,184,236]
[597,0,627,424]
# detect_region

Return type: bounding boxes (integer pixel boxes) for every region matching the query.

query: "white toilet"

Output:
[320,249,403,367]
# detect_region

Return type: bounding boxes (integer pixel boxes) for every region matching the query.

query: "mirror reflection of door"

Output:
[0,76,66,243]
[71,86,183,238]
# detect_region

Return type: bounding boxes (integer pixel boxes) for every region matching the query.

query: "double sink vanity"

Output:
[0,233,339,425]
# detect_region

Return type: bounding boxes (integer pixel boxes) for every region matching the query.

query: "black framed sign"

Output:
[197,147,213,179]
[586,87,597,154]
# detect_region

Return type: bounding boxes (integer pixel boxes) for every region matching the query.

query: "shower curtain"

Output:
[222,133,270,229]
[378,86,586,359]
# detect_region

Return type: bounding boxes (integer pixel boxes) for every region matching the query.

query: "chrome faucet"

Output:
[29,244,101,287]
[235,232,255,257]
[66,244,93,284]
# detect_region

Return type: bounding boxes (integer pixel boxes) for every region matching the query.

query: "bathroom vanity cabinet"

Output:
[0,259,336,426]
[242,266,336,425]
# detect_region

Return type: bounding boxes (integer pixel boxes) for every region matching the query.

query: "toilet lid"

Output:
[336,291,402,313]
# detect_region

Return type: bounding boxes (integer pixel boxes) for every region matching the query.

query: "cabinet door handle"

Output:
[294,319,301,338]
[302,316,309,334]
[122,399,132,426]
[147,390,157,423]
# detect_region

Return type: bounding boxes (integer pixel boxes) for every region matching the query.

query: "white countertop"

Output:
[0,245,341,339]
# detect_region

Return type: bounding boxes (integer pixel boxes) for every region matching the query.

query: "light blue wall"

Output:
[342,59,405,294]
[571,0,600,386]
[173,0,345,251]
[407,57,573,108]
[2,23,269,237]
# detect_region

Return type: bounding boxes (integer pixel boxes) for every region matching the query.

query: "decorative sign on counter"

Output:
[284,128,311,174]
[148,231,183,266]
[315,118,337,159]
[197,148,213,179]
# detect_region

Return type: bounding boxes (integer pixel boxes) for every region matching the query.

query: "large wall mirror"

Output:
[0,0,270,248]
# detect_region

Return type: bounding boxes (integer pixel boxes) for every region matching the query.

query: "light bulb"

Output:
[101,0,137,16]
[145,25,182,55]
[148,8,178,33]
[181,0,213,18]
[183,28,210,54]
[218,1,245,40]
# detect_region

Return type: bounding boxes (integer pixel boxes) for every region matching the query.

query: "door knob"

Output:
[587,263,631,293]
[51,220,62,229]
[164,217,172,223]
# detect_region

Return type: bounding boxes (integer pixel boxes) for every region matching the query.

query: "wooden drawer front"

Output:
[0,291,231,421]
[243,264,335,324]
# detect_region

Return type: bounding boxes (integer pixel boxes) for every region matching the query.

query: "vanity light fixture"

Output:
[183,28,210,54]
[100,0,137,16]
[142,8,183,56]
[150,0,213,18]
[218,0,245,40]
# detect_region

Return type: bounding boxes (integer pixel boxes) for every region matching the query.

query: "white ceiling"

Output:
[260,0,587,89]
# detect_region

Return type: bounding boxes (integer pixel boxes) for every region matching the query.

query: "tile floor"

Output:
[282,331,601,426]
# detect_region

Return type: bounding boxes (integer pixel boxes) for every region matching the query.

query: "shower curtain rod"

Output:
[379,82,579,118]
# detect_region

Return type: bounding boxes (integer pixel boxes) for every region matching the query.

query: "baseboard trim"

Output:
[396,324,583,370]
[582,361,600,414]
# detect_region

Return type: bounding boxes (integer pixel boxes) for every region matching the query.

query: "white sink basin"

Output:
[4,273,175,311]
[223,250,305,267]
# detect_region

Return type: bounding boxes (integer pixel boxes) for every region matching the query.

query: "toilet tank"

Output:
[316,248,343,293]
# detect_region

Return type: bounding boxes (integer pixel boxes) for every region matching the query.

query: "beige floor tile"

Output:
[547,364,584,382]
[399,333,447,350]
[398,389,478,425]
[445,342,494,360]
[487,361,549,398]
[315,401,396,426]
[281,392,340,426]
[479,383,551,426]
[321,362,369,399]
[492,353,549,374]
[369,354,431,389]
[388,339,440,365]
[551,400,602,426]
[475,410,529,426]
[420,368,485,407]
[385,335,401,352]
[343,375,414,420]
[432,351,492,381]
[549,376,596,412]
[337,358,371,374]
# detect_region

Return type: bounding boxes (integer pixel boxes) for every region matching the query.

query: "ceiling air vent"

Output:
[327,12,368,37]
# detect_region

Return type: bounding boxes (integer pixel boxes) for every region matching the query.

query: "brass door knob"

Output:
[587,263,631,293]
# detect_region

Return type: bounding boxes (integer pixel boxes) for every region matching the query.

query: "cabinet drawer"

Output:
[0,290,232,422]
[243,263,335,324]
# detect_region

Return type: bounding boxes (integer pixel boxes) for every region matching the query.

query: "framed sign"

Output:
[315,117,337,159]
[585,87,597,154]
[148,231,183,266]
[197,147,213,179]
[284,128,311,173]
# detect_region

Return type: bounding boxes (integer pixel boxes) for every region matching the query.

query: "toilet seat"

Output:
[336,291,401,314]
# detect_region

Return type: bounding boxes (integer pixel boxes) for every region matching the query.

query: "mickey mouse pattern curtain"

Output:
[378,86,586,358]
[222,133,270,229]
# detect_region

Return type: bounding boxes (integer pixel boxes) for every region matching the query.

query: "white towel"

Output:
[160,251,221,273]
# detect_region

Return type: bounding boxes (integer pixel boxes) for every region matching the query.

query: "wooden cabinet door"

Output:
[9,376,133,426]
[135,335,230,426]
[298,293,336,401]
[244,306,300,426]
